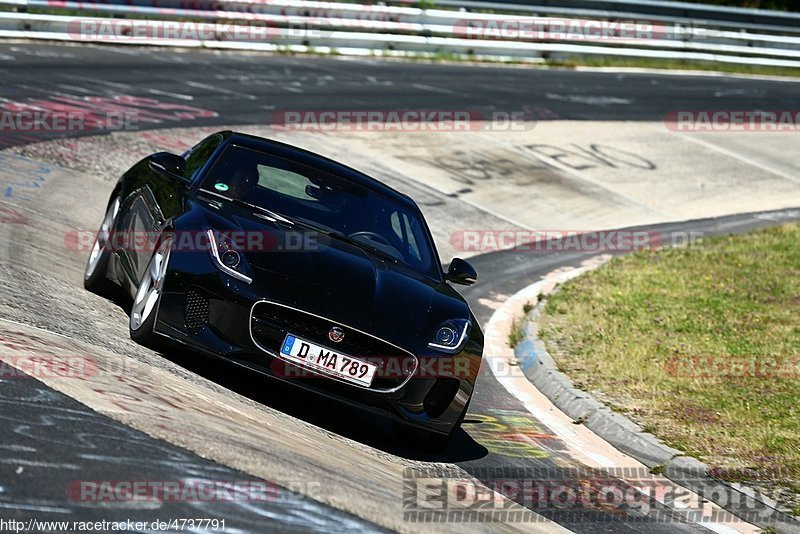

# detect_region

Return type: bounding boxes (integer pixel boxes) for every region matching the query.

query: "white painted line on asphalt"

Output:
[185,80,257,100]
[0,503,73,513]
[80,78,134,91]
[146,88,195,101]
[411,83,456,95]
[0,317,75,341]
[56,84,94,95]
[672,132,800,186]
[545,94,631,106]
[0,459,81,470]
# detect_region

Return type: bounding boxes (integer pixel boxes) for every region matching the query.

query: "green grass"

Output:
[509,302,534,348]
[508,316,526,349]
[539,224,800,494]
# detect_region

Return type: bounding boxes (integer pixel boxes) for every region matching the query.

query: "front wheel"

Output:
[84,195,121,296]
[129,236,173,348]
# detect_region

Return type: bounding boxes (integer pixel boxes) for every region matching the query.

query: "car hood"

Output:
[189,195,470,345]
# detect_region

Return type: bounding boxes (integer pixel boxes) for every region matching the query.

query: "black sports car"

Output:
[84,131,483,447]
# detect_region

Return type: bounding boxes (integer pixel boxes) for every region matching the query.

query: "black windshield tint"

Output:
[200,145,440,279]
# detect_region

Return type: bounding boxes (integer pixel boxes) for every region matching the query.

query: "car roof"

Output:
[219,131,418,210]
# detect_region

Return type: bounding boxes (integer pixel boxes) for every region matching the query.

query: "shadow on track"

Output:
[104,290,488,463]
[159,344,489,463]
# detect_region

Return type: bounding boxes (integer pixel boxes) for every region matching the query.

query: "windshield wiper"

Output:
[233,199,295,226]
[292,217,400,264]
[203,190,295,226]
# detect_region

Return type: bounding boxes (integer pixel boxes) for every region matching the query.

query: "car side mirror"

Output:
[148,152,189,182]
[446,258,478,286]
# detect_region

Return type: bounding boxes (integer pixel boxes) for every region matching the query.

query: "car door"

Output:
[120,133,223,289]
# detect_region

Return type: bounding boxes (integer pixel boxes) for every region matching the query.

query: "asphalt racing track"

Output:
[1,43,800,533]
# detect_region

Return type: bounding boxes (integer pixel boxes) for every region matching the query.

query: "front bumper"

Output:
[153,259,483,436]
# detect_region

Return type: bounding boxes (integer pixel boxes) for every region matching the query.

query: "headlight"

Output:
[428,319,471,353]
[206,229,252,284]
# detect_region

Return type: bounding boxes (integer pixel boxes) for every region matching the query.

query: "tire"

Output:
[129,236,173,349]
[84,195,121,296]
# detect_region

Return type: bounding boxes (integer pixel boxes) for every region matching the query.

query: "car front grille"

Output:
[249,301,417,392]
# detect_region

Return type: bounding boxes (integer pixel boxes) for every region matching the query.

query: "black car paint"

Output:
[101,131,484,437]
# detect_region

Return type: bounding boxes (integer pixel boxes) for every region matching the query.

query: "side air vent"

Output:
[184,289,210,333]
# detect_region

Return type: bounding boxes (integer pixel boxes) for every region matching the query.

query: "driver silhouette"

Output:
[225,164,259,199]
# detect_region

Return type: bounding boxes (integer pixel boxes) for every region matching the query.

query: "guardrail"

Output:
[1,0,799,68]
[433,0,800,34]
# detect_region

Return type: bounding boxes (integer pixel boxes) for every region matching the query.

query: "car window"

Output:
[256,165,316,201]
[182,134,222,179]
[390,211,423,262]
[200,144,440,280]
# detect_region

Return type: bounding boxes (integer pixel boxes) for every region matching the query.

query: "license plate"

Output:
[279,334,378,387]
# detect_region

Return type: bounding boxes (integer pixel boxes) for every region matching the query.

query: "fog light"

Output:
[221,250,240,268]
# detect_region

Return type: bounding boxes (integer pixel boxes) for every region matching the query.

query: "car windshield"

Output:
[199,144,441,279]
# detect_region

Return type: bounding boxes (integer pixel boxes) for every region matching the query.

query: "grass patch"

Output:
[539,224,800,496]
[508,316,526,349]
[508,302,534,348]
